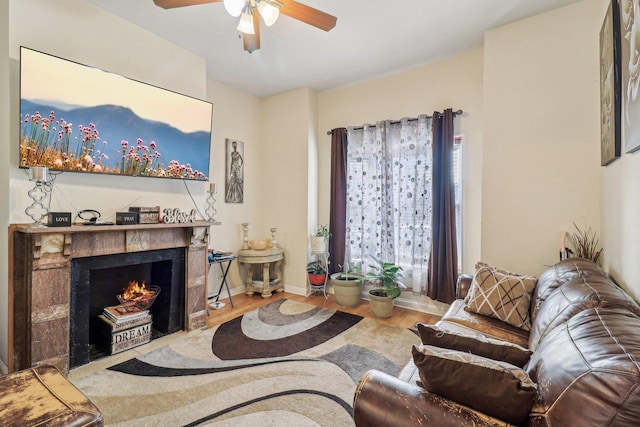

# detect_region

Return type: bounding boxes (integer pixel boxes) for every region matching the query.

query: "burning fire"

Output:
[122,280,155,301]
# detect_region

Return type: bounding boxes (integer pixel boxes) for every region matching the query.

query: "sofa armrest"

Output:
[353,369,510,427]
[456,274,473,299]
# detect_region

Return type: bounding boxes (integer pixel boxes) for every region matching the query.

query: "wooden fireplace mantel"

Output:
[8,221,214,374]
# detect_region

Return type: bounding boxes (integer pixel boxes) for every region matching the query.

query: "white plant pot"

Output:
[310,236,327,253]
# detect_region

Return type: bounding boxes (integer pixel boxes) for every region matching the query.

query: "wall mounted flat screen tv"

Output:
[19,47,213,180]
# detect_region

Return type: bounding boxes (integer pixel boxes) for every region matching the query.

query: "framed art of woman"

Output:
[225,139,244,203]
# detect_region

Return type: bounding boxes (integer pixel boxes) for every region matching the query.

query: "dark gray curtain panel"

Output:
[328,128,348,275]
[427,109,458,303]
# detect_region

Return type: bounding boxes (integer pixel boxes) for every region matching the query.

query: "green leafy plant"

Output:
[306,260,327,275]
[571,222,602,264]
[361,256,406,299]
[315,224,331,239]
[332,263,363,281]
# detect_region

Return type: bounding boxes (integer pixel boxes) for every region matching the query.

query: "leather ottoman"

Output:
[0,365,103,427]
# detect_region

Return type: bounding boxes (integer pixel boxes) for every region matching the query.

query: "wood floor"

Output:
[206,291,440,329]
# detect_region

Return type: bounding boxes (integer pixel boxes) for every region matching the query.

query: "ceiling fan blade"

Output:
[279,0,337,32]
[153,0,221,9]
[243,13,261,53]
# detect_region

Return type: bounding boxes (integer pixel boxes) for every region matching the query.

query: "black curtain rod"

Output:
[326,109,463,135]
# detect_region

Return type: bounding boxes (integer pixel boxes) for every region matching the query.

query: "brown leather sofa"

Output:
[353,258,640,426]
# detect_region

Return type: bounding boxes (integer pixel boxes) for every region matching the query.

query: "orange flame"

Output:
[122,280,154,301]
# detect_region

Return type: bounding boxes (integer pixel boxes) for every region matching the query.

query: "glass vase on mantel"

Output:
[241,223,250,250]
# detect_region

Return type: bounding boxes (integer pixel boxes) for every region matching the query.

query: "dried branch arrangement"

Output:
[571,222,602,264]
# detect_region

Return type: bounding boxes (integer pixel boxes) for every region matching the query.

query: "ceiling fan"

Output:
[153,0,337,53]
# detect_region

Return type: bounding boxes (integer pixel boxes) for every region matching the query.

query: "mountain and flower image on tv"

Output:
[19,105,209,180]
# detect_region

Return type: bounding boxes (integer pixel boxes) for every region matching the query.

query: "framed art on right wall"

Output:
[619,0,640,153]
[600,0,622,165]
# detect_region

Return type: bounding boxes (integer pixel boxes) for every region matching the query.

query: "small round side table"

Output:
[237,247,284,298]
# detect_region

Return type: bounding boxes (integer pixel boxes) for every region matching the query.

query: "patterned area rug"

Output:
[71,299,420,426]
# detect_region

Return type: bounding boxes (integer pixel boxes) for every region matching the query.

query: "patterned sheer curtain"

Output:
[345,115,433,292]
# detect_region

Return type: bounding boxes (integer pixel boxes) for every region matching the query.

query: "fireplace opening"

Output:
[70,248,185,368]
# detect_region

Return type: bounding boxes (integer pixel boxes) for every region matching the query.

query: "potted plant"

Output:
[310,224,331,253]
[571,221,603,264]
[363,256,406,318]
[330,264,364,308]
[307,260,328,286]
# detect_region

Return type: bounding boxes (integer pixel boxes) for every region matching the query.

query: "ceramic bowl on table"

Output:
[248,239,270,250]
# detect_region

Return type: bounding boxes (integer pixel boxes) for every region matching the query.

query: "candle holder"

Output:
[241,223,250,250]
[205,184,221,224]
[25,166,54,227]
[270,227,278,248]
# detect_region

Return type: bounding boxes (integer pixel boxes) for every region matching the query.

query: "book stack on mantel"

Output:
[98,304,153,354]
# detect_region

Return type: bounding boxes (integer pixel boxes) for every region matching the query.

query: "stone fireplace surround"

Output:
[70,247,185,368]
[9,222,212,374]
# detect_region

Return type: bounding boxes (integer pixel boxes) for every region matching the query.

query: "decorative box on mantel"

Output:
[8,221,215,374]
[129,206,160,224]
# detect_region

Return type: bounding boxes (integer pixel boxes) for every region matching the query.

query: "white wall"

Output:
[481,0,602,276]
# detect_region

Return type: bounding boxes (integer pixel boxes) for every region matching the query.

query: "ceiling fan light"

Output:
[258,1,279,27]
[223,0,245,18]
[237,8,255,34]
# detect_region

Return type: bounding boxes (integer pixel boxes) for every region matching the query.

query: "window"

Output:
[344,117,461,292]
[454,136,462,270]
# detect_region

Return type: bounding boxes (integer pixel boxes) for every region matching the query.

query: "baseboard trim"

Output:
[358,293,447,317]
[391,294,449,317]
[283,284,308,297]
[219,284,449,317]
[215,284,308,299]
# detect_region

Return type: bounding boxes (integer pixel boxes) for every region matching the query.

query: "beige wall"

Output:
[1,1,10,372]
[602,153,640,301]
[317,49,484,314]
[599,0,640,301]
[8,0,211,228]
[259,88,317,294]
[4,0,639,368]
[481,0,602,276]
[205,80,261,296]
[318,49,485,275]
[2,0,263,367]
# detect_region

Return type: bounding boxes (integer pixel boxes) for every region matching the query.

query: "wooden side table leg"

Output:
[244,263,255,296]
[261,262,272,298]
